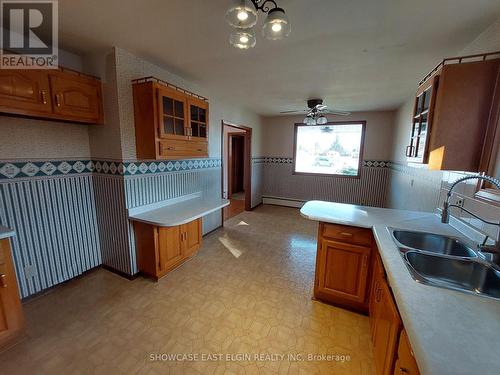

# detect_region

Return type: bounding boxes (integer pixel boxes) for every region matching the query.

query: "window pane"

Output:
[294,124,363,176]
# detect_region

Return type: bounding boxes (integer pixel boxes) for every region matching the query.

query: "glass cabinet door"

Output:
[188,98,208,140]
[406,76,438,163]
[157,88,188,140]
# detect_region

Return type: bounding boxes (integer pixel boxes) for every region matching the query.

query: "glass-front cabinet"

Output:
[132,77,209,160]
[406,75,438,163]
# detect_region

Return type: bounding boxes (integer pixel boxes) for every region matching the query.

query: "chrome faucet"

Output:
[440,175,500,263]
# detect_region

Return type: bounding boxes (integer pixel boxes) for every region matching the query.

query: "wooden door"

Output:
[157,86,188,141]
[369,254,385,339]
[394,329,420,375]
[49,73,102,122]
[182,219,202,258]
[317,239,371,304]
[373,279,402,375]
[157,226,183,275]
[0,70,52,115]
[0,239,24,349]
[229,134,245,196]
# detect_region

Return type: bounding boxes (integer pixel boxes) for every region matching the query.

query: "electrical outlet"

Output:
[24,265,37,279]
[455,197,464,207]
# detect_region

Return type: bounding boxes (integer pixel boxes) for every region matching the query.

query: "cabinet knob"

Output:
[0,274,7,288]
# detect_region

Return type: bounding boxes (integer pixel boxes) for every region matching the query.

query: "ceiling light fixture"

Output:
[226,0,291,49]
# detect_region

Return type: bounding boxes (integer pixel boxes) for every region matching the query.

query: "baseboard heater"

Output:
[262,196,306,208]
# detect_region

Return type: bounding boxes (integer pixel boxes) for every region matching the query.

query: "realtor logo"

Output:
[0,0,58,69]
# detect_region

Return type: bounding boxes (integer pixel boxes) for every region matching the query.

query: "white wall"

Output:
[261,111,396,160]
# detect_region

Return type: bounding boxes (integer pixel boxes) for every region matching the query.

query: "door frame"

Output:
[227,132,246,199]
[221,120,252,214]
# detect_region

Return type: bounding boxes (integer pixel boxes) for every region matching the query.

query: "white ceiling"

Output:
[59,0,500,115]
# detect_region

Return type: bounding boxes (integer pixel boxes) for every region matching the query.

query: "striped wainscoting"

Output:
[92,174,134,276]
[262,158,390,207]
[0,174,101,298]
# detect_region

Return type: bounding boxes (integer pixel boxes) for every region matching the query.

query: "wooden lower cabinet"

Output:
[314,223,372,311]
[371,277,402,375]
[314,222,420,375]
[0,239,24,350]
[135,218,202,280]
[394,329,420,375]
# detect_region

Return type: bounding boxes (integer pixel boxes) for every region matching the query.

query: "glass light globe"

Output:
[226,0,258,28]
[304,116,316,126]
[262,8,291,40]
[316,115,328,125]
[229,28,256,49]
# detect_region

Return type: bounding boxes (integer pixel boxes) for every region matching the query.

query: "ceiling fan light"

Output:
[226,0,258,28]
[304,116,316,126]
[262,8,291,40]
[229,28,256,49]
[316,115,328,125]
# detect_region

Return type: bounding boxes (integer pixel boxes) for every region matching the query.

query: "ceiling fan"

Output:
[280,99,351,125]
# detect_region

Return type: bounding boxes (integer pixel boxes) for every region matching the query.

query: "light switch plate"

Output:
[24,265,36,279]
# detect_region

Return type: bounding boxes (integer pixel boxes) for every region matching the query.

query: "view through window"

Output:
[294,122,365,176]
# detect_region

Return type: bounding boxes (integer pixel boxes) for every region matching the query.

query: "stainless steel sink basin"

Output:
[392,229,477,258]
[405,251,500,300]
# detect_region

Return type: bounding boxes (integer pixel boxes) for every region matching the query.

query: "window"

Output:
[293,122,365,177]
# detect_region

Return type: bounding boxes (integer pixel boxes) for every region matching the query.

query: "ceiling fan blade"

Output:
[316,104,328,111]
[279,109,308,114]
[326,109,351,116]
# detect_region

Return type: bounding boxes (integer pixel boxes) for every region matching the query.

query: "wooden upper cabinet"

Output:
[408,53,500,172]
[0,68,103,124]
[0,70,52,115]
[0,239,24,350]
[133,77,209,160]
[49,71,103,123]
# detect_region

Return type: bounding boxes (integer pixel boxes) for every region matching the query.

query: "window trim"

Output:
[292,121,366,178]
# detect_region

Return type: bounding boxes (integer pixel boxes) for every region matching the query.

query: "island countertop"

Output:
[301,200,500,375]
[0,225,15,240]
[128,193,230,227]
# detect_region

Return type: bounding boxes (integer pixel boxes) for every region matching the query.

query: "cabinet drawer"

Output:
[322,223,372,246]
[158,140,208,158]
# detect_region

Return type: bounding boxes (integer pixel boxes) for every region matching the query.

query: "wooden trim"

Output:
[221,121,253,215]
[292,121,366,178]
[131,76,208,102]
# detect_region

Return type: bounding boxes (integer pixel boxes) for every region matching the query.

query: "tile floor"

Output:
[0,205,374,375]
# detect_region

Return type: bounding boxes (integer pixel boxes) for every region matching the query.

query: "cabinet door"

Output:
[157,226,183,274]
[0,239,24,349]
[317,239,371,304]
[373,279,402,375]
[188,97,209,141]
[369,254,385,339]
[181,218,202,258]
[394,329,420,375]
[157,87,188,140]
[0,70,52,115]
[49,73,102,122]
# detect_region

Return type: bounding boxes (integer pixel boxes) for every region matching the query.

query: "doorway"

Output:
[222,121,252,221]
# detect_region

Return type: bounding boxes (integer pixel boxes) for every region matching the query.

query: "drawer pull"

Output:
[340,232,353,237]
[55,94,61,107]
[40,90,48,104]
[0,274,7,288]
[167,146,175,150]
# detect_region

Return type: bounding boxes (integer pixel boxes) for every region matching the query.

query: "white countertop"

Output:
[128,194,230,227]
[301,200,500,375]
[0,225,15,240]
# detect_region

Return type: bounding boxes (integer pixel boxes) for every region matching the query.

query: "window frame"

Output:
[292,121,366,178]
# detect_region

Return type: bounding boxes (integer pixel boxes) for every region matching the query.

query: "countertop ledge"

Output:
[301,200,500,375]
[0,225,15,240]
[128,194,230,227]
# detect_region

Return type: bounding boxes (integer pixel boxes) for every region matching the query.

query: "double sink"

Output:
[389,229,500,300]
